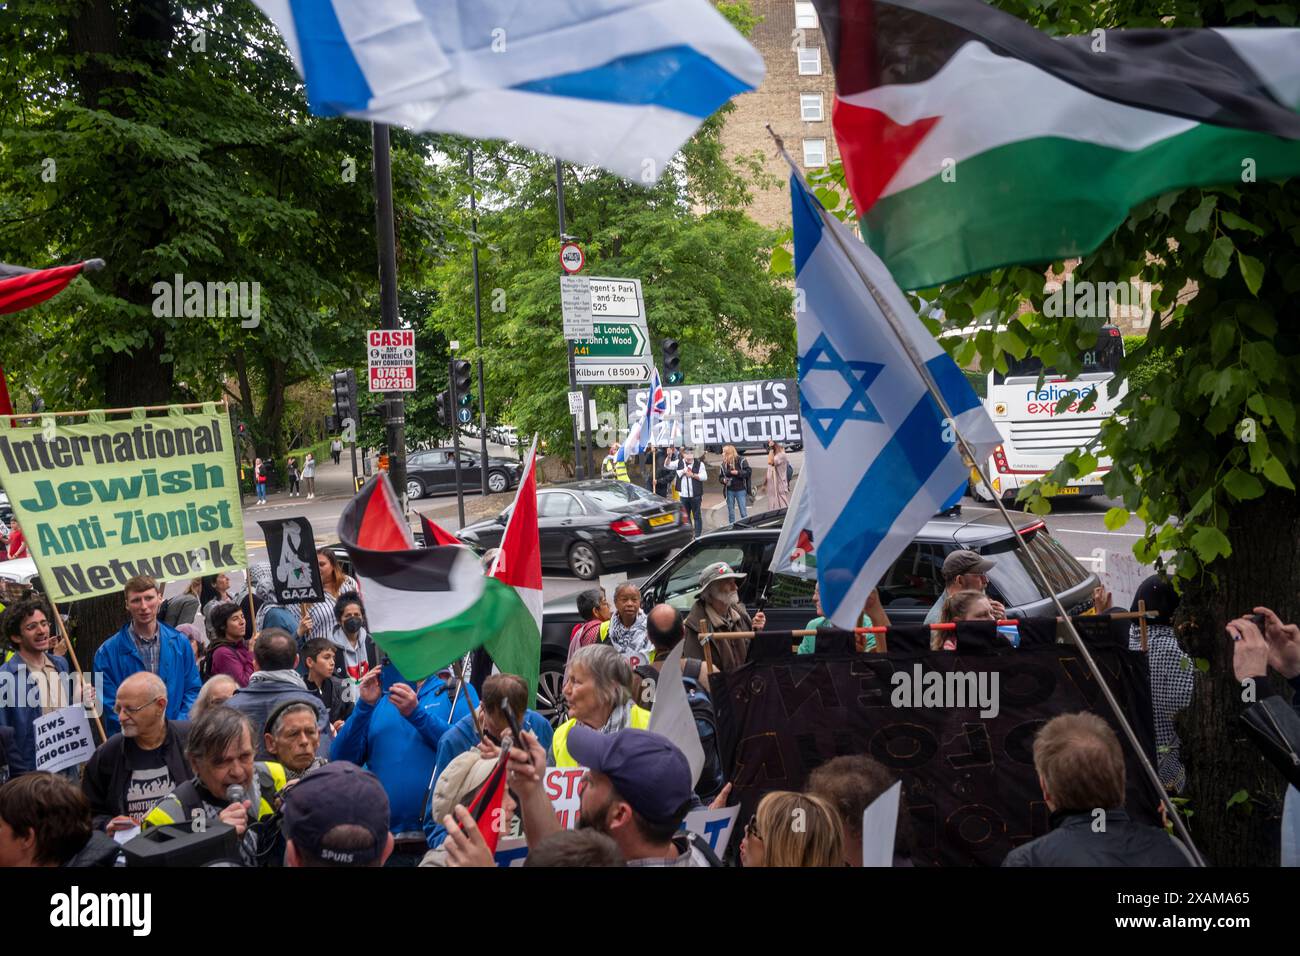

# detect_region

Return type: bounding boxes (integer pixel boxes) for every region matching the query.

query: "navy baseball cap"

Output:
[282,761,390,865]
[568,726,693,825]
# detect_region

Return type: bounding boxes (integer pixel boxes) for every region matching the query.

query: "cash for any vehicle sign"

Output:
[368,329,416,392]
[0,409,247,602]
[629,379,803,446]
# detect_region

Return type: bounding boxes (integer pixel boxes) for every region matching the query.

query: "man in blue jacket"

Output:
[331,661,477,867]
[94,576,201,735]
[0,597,91,777]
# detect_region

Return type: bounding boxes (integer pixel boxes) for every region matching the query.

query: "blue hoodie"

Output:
[94,621,202,735]
[424,708,554,849]
[331,673,478,835]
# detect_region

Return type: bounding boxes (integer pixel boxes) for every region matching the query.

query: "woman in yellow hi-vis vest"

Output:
[551,644,650,766]
[601,442,630,482]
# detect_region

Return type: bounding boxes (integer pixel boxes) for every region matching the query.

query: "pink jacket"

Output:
[211,642,256,687]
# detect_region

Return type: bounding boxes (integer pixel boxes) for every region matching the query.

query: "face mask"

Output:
[342,617,364,635]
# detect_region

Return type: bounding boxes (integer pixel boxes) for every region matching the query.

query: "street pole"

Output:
[372,123,407,507]
[449,357,467,527]
[470,147,489,496]
[557,158,584,479]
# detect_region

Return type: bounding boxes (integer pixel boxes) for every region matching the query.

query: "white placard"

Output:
[560,275,594,339]
[682,805,742,858]
[567,390,585,415]
[862,780,902,867]
[33,704,94,774]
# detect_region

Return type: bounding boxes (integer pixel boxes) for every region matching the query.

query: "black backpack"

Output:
[634,660,725,801]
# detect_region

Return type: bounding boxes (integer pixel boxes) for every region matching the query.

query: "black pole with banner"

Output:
[557,159,584,479]
[372,123,407,507]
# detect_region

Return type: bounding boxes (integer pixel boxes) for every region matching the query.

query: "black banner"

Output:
[256,517,324,605]
[628,378,802,448]
[715,617,1159,866]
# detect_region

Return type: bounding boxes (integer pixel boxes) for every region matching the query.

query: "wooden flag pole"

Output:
[1138,600,1149,652]
[46,595,108,744]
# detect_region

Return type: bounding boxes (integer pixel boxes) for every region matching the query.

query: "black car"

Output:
[457,479,694,580]
[531,508,1098,725]
[405,447,522,500]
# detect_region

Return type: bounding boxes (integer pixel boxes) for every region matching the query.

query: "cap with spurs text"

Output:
[281,761,390,865]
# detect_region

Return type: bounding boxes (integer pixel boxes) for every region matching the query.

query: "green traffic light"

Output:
[458,394,473,406]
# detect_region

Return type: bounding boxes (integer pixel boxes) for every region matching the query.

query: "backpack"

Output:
[633,660,725,801]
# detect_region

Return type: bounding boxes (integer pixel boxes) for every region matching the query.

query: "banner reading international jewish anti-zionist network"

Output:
[0,407,246,602]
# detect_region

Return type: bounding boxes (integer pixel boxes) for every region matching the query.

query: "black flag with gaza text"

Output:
[258,517,325,604]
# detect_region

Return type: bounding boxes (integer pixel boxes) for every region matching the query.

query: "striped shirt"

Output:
[305,577,359,644]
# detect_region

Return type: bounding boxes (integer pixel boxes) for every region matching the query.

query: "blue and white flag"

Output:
[646,364,667,441]
[790,171,1002,628]
[252,0,765,183]
[619,412,650,460]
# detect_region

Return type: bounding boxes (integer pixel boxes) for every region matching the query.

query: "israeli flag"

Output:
[791,171,1002,627]
[251,0,764,183]
[646,364,667,440]
[618,413,650,460]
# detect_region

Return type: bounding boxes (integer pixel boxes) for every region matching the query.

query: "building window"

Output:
[803,138,827,168]
[797,46,821,75]
[795,2,819,29]
[800,93,824,122]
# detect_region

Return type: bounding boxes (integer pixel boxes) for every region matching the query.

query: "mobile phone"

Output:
[501,705,529,751]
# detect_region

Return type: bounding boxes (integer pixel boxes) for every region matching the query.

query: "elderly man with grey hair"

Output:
[82,671,191,833]
[550,644,651,766]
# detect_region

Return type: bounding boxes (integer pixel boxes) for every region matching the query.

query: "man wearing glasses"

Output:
[81,671,190,833]
[0,597,96,779]
[922,550,1006,626]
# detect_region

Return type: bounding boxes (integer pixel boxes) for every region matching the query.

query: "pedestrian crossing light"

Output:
[662,338,683,385]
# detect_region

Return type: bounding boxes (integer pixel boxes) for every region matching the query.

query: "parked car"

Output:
[531,508,1098,725]
[457,479,693,580]
[405,447,523,499]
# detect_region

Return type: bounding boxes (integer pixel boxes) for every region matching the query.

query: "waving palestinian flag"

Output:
[811,0,1300,290]
[337,473,537,687]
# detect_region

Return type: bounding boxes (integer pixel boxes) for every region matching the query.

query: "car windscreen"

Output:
[582,486,642,510]
[981,528,1090,606]
[659,543,748,611]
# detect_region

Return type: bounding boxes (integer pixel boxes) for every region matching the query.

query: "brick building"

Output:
[719,0,840,229]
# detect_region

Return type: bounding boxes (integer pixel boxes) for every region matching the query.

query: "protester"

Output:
[81,672,189,833]
[330,437,343,466]
[0,773,119,867]
[328,592,377,689]
[606,582,651,666]
[932,589,1000,650]
[161,578,202,629]
[602,442,629,482]
[225,628,330,760]
[806,754,913,866]
[765,441,790,510]
[740,791,842,867]
[331,664,478,866]
[552,644,651,766]
[95,576,202,735]
[303,452,317,499]
[190,674,238,718]
[176,622,207,667]
[524,829,625,867]
[681,561,766,672]
[0,597,92,778]
[652,445,674,499]
[143,706,289,867]
[662,445,682,497]
[204,602,255,686]
[200,573,234,619]
[1128,574,1193,793]
[566,587,611,670]
[431,674,552,785]
[1002,713,1194,866]
[512,726,716,865]
[798,584,889,653]
[673,447,707,537]
[301,637,354,727]
[287,456,302,497]
[283,761,393,867]
[300,550,359,645]
[719,444,751,524]
[263,700,326,780]
[923,550,1006,625]
[638,603,714,696]
[254,456,268,504]
[3,517,27,560]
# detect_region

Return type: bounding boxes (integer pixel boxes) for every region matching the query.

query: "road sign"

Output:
[559,242,585,274]
[571,277,650,385]
[457,407,472,424]
[567,391,584,415]
[560,275,594,339]
[367,329,416,392]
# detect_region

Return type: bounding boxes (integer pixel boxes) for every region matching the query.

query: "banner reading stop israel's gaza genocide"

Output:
[0,407,246,602]
[628,379,802,448]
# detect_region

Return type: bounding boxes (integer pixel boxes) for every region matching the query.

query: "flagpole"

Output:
[768,127,1204,866]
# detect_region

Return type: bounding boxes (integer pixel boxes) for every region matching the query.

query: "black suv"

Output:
[534,508,1099,724]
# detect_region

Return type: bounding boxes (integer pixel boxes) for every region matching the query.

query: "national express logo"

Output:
[1024,384,1098,416]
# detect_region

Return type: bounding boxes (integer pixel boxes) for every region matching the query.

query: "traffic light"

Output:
[662,338,682,385]
[452,360,475,424]
[435,390,450,426]
[331,369,358,423]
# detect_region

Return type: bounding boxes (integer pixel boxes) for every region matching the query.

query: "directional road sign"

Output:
[571,277,650,385]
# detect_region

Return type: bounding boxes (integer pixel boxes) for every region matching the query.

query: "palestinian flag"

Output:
[419,512,462,547]
[811,0,1300,290]
[337,473,538,685]
[465,748,511,854]
[486,437,543,702]
[0,260,104,314]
